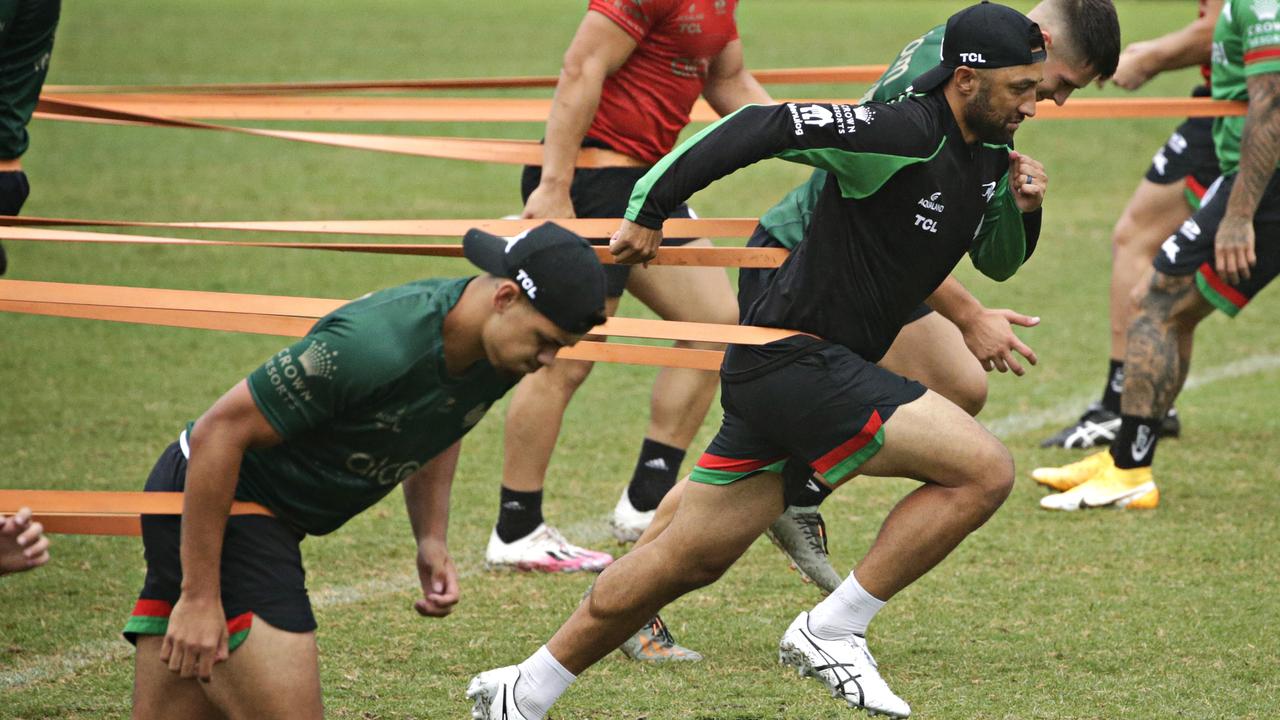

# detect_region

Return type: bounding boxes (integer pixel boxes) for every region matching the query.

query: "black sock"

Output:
[626,438,685,511]
[495,487,544,543]
[1101,359,1125,413]
[1110,415,1161,469]
[785,470,835,507]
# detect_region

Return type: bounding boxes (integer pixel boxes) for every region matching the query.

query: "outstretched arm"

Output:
[1110,0,1222,90]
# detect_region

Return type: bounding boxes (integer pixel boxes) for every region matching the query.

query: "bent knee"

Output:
[964,440,1014,508]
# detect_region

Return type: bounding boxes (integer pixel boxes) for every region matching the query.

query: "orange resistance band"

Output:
[35,95,1249,168]
[40,65,891,94]
[40,93,1248,124]
[0,223,783,267]
[36,97,643,168]
[0,490,273,536]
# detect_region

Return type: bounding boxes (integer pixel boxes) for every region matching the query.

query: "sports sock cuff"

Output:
[627,438,686,511]
[807,572,887,640]
[1101,359,1125,413]
[515,645,576,718]
[1111,415,1160,469]
[496,487,545,543]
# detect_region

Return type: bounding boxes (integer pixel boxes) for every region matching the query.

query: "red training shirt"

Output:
[586,0,740,165]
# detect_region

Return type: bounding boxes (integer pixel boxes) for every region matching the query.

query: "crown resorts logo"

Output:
[1256,0,1279,21]
[298,341,339,379]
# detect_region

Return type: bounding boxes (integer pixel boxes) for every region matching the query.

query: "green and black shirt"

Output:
[184,277,517,536]
[626,92,1030,362]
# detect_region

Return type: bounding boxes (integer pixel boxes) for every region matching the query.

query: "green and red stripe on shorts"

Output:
[123,598,254,651]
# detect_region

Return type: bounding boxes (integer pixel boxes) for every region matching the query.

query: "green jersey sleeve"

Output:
[246,315,403,440]
[968,172,1028,281]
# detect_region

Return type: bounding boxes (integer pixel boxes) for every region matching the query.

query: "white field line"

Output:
[4,354,1278,692]
[986,353,1280,439]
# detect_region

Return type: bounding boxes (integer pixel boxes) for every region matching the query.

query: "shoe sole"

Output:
[778,641,909,718]
[483,559,610,573]
[1042,482,1158,512]
[763,531,842,595]
[465,677,500,720]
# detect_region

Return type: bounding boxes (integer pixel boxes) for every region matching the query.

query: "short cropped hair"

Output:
[1053,0,1121,80]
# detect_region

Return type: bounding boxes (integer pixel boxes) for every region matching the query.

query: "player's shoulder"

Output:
[857,94,949,156]
[314,277,462,369]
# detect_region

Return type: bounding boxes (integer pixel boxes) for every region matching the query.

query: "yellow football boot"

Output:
[1030,450,1115,492]
[1039,464,1157,511]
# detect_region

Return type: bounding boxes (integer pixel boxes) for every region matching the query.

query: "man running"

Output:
[485,0,772,577]
[1036,0,1280,510]
[126,224,606,719]
[1040,0,1223,453]
[469,4,1047,717]
[756,0,1120,592]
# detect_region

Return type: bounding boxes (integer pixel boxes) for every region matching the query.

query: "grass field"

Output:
[2,1,1278,718]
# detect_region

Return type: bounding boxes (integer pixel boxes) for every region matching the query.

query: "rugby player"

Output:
[469,4,1048,717]
[125,223,606,720]
[1036,0,1280,510]
[485,0,772,582]
[753,0,1120,592]
[1040,0,1223,453]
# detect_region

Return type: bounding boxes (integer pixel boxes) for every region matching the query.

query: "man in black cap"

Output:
[469,3,1047,718]
[126,223,605,720]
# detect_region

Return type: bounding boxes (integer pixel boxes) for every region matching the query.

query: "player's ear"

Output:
[953,66,980,96]
[492,278,521,313]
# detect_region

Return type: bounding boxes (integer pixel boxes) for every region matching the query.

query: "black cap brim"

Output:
[462,228,512,277]
[911,64,954,94]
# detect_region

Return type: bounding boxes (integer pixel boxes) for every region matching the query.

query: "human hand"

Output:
[609,219,663,265]
[958,308,1040,376]
[161,595,229,682]
[414,538,459,618]
[1215,214,1257,285]
[0,508,50,576]
[521,183,576,220]
[1109,42,1158,91]
[1009,152,1047,213]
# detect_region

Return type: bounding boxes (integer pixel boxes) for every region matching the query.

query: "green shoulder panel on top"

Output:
[778,137,946,200]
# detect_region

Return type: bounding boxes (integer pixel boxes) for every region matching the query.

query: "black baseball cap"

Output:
[911,2,1047,93]
[463,221,607,334]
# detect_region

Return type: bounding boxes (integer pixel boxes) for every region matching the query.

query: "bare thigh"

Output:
[133,617,323,720]
[879,311,987,415]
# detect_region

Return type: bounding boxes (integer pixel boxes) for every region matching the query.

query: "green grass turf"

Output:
[2,1,1278,717]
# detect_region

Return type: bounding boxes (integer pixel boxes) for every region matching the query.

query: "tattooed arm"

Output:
[1217,71,1280,283]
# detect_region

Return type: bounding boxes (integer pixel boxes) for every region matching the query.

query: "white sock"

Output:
[806,572,887,641]
[514,645,576,719]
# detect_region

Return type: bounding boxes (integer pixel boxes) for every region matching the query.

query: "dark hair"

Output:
[1056,0,1120,80]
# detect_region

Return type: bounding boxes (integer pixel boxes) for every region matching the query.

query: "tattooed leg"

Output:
[1121,272,1215,419]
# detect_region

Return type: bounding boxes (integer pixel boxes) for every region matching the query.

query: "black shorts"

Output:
[522,137,696,298]
[1153,173,1280,317]
[690,336,926,494]
[123,440,316,651]
[1144,86,1219,207]
[738,224,933,326]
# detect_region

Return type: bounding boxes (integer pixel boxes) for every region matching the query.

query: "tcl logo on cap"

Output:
[959,52,986,64]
